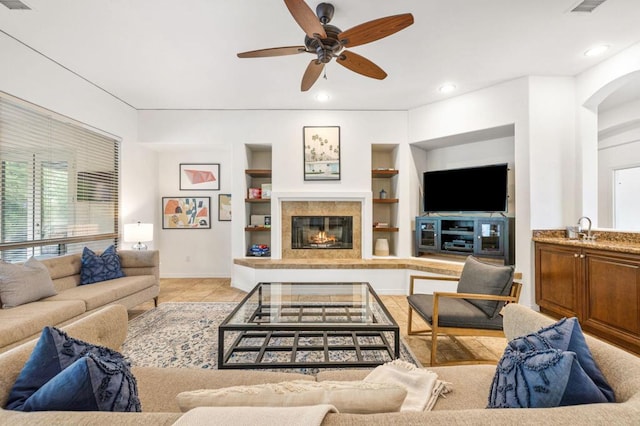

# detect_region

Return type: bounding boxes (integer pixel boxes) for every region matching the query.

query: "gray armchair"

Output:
[407,256,521,366]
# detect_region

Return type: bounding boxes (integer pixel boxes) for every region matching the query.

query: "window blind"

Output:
[0,94,119,262]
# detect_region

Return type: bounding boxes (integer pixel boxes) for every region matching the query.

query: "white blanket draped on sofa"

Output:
[364,359,451,411]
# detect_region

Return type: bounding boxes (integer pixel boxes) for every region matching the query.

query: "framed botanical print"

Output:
[218,193,232,221]
[303,126,340,181]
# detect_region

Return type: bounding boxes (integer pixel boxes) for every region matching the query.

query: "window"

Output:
[0,94,119,262]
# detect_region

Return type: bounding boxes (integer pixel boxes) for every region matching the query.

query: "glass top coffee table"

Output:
[218,282,400,369]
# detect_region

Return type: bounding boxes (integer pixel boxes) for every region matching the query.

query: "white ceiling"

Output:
[2,0,640,111]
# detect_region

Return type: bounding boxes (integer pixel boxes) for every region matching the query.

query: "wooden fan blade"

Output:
[339,13,414,48]
[301,59,325,91]
[284,0,327,39]
[336,50,387,80]
[237,46,307,58]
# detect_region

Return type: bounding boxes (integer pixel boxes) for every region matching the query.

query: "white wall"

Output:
[0,31,158,251]
[408,78,537,306]
[598,99,640,228]
[138,109,408,276]
[527,76,577,228]
[408,76,580,308]
[576,41,640,225]
[153,146,233,277]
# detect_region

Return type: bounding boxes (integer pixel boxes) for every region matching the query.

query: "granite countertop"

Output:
[532,229,640,255]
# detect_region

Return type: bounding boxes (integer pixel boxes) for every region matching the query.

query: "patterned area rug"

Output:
[121,302,421,374]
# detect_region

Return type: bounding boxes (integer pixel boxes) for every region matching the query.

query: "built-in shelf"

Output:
[371,170,398,178]
[245,227,271,232]
[244,147,272,257]
[371,147,400,257]
[245,169,272,178]
[373,227,399,233]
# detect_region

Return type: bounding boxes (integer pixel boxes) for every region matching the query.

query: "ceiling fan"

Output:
[237,0,414,91]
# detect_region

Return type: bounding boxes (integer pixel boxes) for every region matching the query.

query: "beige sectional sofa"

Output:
[0,250,159,353]
[1,302,639,425]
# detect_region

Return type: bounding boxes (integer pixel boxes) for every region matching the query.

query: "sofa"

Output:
[0,250,159,353]
[1,302,639,425]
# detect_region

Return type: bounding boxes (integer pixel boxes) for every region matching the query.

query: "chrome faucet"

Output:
[577,216,594,240]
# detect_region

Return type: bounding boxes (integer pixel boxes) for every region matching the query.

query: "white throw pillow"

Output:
[176,380,407,414]
[0,257,57,308]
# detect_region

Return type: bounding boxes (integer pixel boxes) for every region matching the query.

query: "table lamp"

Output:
[124,222,153,250]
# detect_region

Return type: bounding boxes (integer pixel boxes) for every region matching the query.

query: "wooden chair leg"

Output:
[407,306,414,334]
[430,326,438,366]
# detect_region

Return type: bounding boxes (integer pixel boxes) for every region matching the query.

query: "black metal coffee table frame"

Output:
[218,282,400,369]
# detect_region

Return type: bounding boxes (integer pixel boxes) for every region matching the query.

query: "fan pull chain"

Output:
[323,69,328,80]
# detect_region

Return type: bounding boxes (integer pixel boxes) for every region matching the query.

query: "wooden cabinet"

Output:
[535,242,640,354]
[535,243,583,319]
[415,216,514,264]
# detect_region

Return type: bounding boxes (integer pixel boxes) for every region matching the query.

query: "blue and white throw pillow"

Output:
[80,245,125,285]
[488,317,615,408]
[5,326,140,412]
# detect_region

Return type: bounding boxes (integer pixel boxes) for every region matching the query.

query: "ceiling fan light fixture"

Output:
[438,83,457,94]
[238,1,414,91]
[584,44,609,57]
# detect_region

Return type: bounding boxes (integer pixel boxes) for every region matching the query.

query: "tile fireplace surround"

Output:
[281,200,362,260]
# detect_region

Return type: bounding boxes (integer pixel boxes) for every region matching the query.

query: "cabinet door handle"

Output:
[574,253,579,258]
[580,254,585,259]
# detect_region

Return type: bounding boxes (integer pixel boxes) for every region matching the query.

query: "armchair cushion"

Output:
[407,294,504,330]
[456,256,514,318]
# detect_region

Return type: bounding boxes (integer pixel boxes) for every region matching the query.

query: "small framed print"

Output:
[218,194,232,221]
[303,126,340,181]
[179,163,220,190]
[162,197,211,229]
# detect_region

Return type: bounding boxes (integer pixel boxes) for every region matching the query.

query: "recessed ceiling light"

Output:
[584,44,609,57]
[315,92,330,102]
[438,83,457,94]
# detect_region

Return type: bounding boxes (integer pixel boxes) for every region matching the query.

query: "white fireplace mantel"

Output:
[270,191,373,260]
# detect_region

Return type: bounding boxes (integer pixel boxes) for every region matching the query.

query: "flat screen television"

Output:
[423,163,508,213]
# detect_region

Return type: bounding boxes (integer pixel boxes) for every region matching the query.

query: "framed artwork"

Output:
[218,193,232,221]
[303,126,340,181]
[162,197,211,229]
[179,163,220,190]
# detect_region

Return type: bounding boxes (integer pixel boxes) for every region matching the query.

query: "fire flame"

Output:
[310,231,337,244]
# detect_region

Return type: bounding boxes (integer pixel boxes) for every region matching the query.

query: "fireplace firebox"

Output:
[291,216,353,249]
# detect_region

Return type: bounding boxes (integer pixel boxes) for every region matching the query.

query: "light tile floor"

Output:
[130,278,507,367]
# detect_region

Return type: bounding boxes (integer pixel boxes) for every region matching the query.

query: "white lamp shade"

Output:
[124,222,154,243]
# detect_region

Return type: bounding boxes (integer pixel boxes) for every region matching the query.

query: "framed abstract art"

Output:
[162,197,211,229]
[179,163,220,190]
